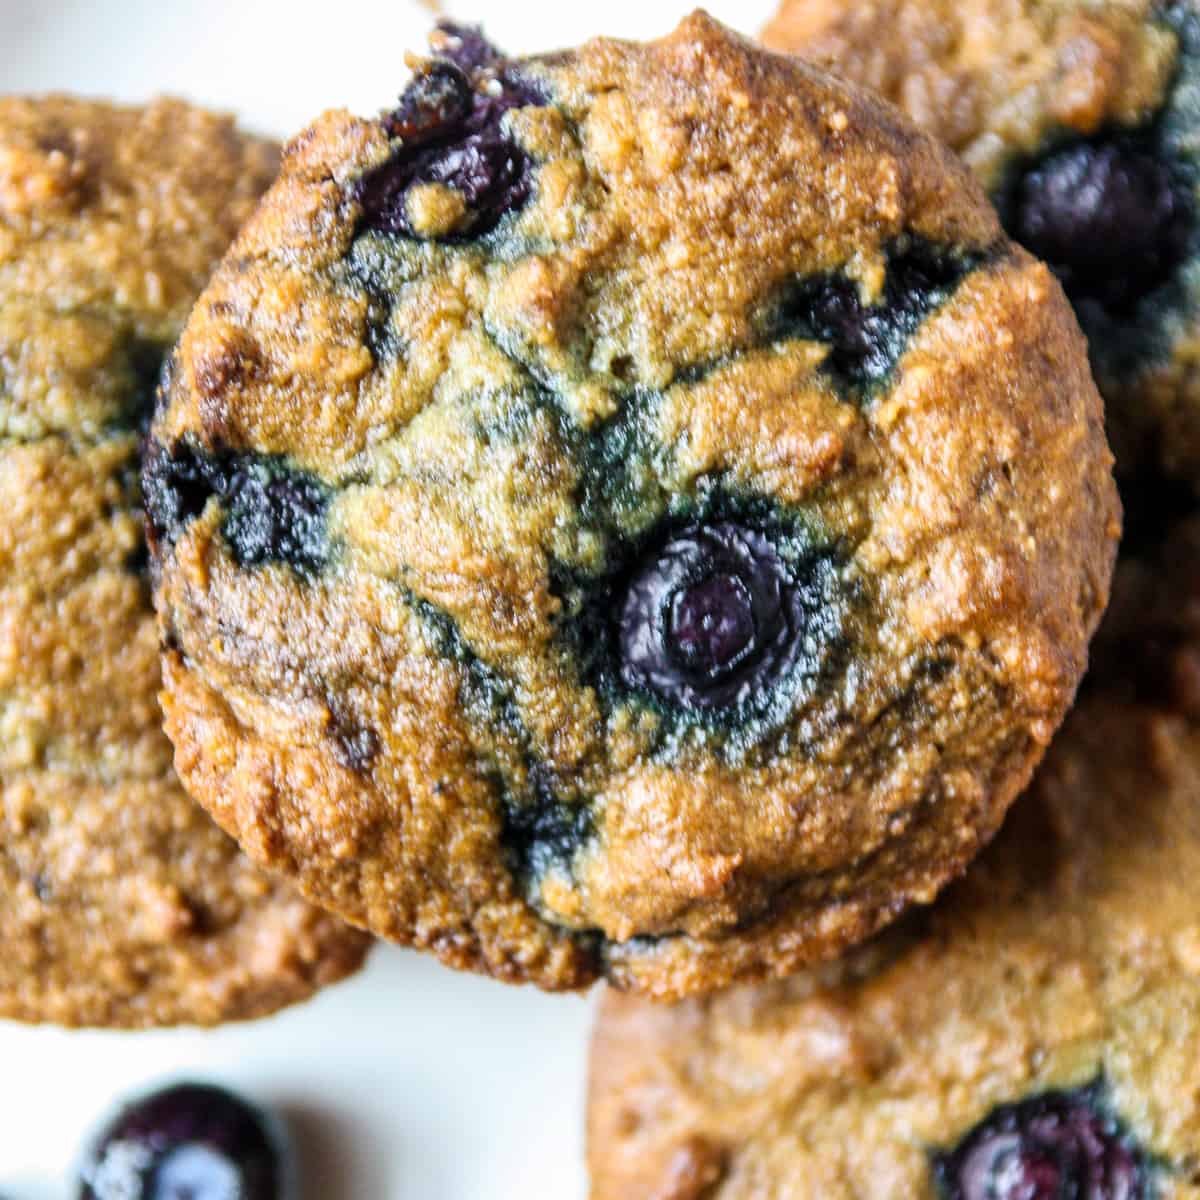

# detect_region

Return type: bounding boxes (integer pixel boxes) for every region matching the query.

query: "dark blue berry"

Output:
[1012,136,1195,315]
[433,21,504,74]
[619,522,835,712]
[933,1086,1149,1200]
[382,61,472,145]
[221,462,327,572]
[357,28,544,240]
[668,573,756,675]
[142,441,329,573]
[142,440,221,546]
[777,242,972,396]
[79,1082,290,1200]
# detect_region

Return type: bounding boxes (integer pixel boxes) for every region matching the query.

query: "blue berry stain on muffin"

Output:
[774,239,979,397]
[144,441,329,573]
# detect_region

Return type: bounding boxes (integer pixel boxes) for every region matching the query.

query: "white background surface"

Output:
[0,1,779,1197]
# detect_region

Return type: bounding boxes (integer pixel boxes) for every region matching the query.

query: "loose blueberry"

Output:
[933,1086,1149,1200]
[142,440,330,572]
[1011,136,1195,315]
[777,242,972,395]
[357,28,544,240]
[78,1082,290,1200]
[619,521,836,712]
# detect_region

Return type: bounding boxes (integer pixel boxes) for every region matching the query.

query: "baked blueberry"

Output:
[356,25,542,239]
[79,1083,290,1200]
[143,443,329,572]
[0,97,369,1028]
[1011,137,1194,318]
[933,1088,1147,1200]
[618,521,839,713]
[432,21,504,74]
[148,14,1117,998]
[764,0,1200,489]
[776,241,973,395]
[588,547,1200,1193]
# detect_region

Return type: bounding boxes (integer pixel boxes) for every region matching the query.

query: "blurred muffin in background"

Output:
[0,96,370,1028]
[765,0,1200,492]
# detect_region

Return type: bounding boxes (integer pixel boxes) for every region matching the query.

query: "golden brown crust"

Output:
[151,14,1117,997]
[762,0,1175,176]
[587,533,1200,1196]
[0,96,370,1028]
[763,0,1200,491]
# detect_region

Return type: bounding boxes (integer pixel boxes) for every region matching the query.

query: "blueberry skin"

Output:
[776,242,973,396]
[357,27,545,240]
[142,440,329,573]
[1012,136,1195,316]
[933,1086,1149,1200]
[432,21,504,74]
[79,1082,291,1200]
[619,521,832,712]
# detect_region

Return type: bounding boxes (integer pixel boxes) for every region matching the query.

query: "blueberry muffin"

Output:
[765,0,1200,491]
[146,15,1119,998]
[587,518,1200,1198]
[0,96,370,1027]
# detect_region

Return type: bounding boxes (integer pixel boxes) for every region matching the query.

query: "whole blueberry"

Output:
[619,521,836,712]
[669,572,757,675]
[933,1086,1148,1200]
[1012,136,1195,314]
[79,1082,291,1200]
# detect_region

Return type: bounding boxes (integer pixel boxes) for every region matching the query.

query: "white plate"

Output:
[0,2,778,1196]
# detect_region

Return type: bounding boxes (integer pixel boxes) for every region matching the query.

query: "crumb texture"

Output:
[764,0,1200,489]
[0,96,369,1028]
[150,15,1117,997]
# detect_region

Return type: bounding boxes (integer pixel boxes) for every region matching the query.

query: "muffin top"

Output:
[764,0,1200,489]
[0,96,370,1027]
[148,14,1117,998]
[589,514,1200,1198]
[763,0,1183,186]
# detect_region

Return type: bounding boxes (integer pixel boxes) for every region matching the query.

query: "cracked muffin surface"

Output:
[588,512,1200,1198]
[764,0,1200,492]
[148,14,1118,998]
[0,95,370,1028]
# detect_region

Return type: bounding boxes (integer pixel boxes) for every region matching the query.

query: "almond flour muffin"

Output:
[587,516,1200,1198]
[146,15,1118,999]
[0,96,370,1028]
[764,0,1200,491]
